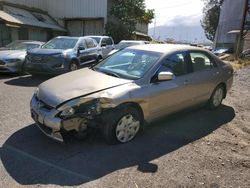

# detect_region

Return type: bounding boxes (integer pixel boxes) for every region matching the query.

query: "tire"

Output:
[69,61,79,72]
[208,85,225,110]
[96,56,102,63]
[102,106,143,144]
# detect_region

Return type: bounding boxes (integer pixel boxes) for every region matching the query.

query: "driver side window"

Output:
[78,39,87,49]
[159,52,189,77]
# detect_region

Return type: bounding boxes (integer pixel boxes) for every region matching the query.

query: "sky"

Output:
[145,0,204,28]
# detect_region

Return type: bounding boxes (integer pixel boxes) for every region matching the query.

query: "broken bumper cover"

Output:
[30,95,64,142]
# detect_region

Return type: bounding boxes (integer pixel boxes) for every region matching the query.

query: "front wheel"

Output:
[69,62,79,72]
[208,85,225,110]
[102,106,142,144]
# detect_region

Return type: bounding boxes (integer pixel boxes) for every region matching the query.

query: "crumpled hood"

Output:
[0,50,26,60]
[38,68,132,108]
[28,48,64,56]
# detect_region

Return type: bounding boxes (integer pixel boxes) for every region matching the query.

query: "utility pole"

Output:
[153,18,156,39]
[236,0,249,59]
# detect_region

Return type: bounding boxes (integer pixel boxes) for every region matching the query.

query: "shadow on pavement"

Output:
[4,75,50,87]
[0,105,235,186]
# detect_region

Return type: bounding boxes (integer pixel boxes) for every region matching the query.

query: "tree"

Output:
[201,0,224,41]
[106,0,155,43]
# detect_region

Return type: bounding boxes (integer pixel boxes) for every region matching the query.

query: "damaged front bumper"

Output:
[30,95,96,142]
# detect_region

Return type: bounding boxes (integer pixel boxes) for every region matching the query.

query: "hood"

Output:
[38,68,132,108]
[28,48,65,56]
[0,50,26,60]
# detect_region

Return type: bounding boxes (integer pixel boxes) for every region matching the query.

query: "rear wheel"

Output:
[208,85,225,110]
[102,106,142,144]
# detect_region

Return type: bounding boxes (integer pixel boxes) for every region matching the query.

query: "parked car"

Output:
[108,40,149,56]
[213,48,234,56]
[0,40,31,51]
[240,49,250,59]
[24,36,102,75]
[30,44,233,144]
[0,41,44,73]
[87,35,115,58]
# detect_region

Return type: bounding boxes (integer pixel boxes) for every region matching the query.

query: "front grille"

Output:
[29,55,47,64]
[0,60,5,65]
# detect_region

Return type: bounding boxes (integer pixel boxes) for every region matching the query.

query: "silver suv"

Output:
[24,36,102,75]
[88,36,115,58]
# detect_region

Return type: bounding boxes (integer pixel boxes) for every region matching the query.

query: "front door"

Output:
[147,51,195,120]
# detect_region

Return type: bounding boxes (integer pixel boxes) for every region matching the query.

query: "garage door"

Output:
[67,19,104,37]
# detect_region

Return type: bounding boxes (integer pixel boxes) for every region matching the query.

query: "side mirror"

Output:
[101,43,107,47]
[158,71,173,81]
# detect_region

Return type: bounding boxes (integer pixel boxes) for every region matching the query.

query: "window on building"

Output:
[18,28,29,40]
[0,22,11,47]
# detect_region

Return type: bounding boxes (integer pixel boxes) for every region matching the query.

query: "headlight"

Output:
[58,99,102,119]
[62,52,69,58]
[4,58,21,63]
[34,88,39,97]
[60,107,75,118]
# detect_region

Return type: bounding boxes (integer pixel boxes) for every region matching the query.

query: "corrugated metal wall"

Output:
[215,0,245,47]
[0,0,108,20]
[47,0,107,20]
[0,0,47,10]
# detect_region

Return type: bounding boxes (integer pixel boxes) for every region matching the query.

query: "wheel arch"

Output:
[217,82,227,98]
[70,58,80,66]
[116,102,145,121]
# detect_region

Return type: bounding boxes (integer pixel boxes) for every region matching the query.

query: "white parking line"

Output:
[4,144,93,181]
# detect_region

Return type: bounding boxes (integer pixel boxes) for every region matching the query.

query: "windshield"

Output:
[42,38,78,50]
[94,49,161,80]
[8,43,40,51]
[90,37,101,44]
[117,42,143,50]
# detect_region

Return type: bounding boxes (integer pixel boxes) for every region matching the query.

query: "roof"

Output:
[120,40,146,43]
[55,36,93,40]
[128,44,207,54]
[0,5,66,32]
[85,35,111,38]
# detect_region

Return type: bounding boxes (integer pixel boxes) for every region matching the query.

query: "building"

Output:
[0,0,66,46]
[215,0,250,52]
[0,0,150,46]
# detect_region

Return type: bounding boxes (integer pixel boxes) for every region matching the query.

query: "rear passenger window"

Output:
[190,52,214,72]
[160,52,189,76]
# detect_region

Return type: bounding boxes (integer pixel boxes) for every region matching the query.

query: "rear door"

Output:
[185,50,221,104]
